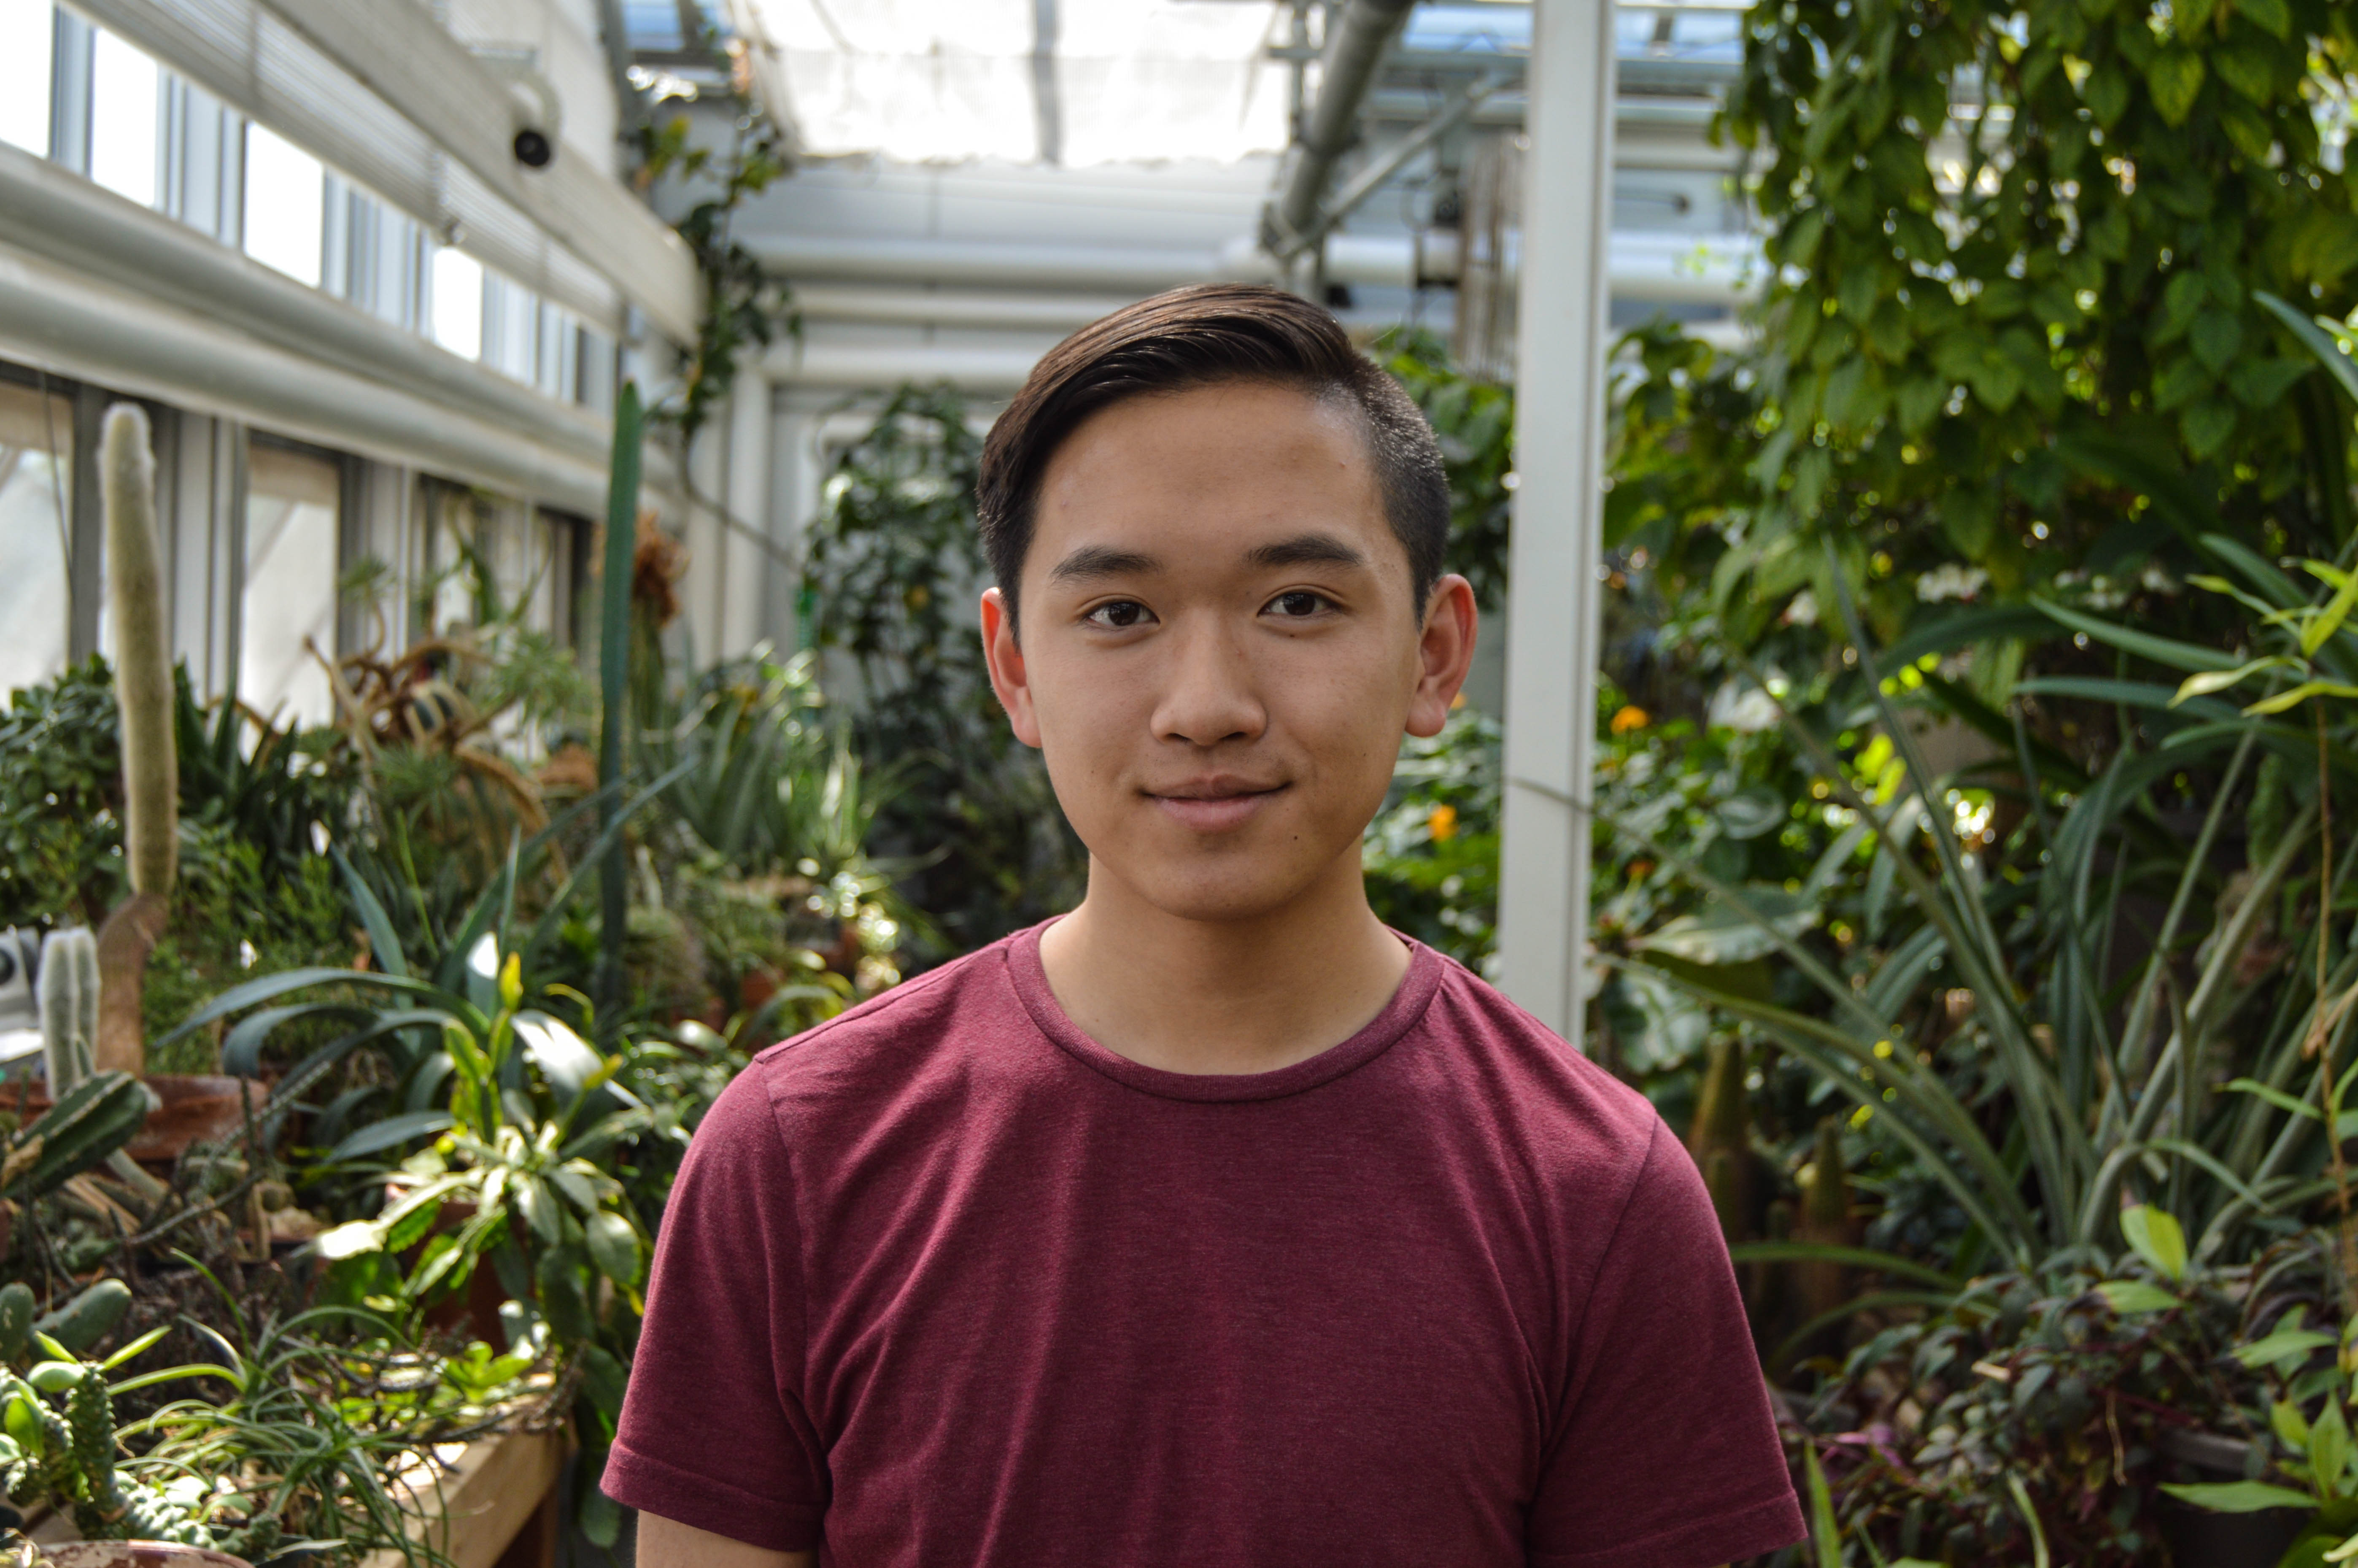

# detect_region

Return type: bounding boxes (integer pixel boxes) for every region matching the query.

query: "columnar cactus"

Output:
[95,403,176,1077]
[103,405,174,902]
[35,929,97,1094]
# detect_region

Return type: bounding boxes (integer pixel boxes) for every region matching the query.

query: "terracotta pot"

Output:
[6,1075,257,1164]
[36,1544,251,1568]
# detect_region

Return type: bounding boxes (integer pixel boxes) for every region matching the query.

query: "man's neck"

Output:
[1036,858,1411,1077]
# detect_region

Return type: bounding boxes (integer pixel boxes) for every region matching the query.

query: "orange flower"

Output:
[1610,704,1651,734]
[1427,804,1459,842]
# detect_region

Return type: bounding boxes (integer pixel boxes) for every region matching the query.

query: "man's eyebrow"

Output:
[1245,532,1369,571]
[1048,544,1163,583]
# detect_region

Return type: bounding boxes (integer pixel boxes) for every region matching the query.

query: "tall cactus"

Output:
[94,404,175,1077]
[105,404,175,904]
[35,929,97,1093]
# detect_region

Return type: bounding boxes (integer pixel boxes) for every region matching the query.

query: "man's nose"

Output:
[1150,618,1267,748]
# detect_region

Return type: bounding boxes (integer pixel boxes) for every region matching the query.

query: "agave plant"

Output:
[1591,300,2358,1297]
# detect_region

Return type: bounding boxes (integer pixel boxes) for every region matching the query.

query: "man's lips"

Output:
[1147,781,1287,832]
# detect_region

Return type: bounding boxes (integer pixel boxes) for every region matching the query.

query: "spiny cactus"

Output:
[95,402,177,1080]
[35,929,96,1094]
[103,405,174,905]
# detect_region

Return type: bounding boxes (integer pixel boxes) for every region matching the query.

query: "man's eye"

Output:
[1267,591,1331,618]
[1085,600,1150,629]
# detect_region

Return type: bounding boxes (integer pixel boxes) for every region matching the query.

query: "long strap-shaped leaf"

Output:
[1827,564,2088,1237]
[1610,954,2036,1257]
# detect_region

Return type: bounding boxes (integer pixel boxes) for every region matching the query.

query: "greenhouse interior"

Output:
[3,0,2358,1561]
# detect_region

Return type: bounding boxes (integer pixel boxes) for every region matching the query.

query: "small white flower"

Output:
[1708,680,1780,733]
[1915,564,1989,603]
[1783,589,1820,626]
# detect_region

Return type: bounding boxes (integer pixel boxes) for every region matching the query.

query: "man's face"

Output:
[981,380,1474,924]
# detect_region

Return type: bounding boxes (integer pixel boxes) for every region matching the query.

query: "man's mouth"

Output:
[1147,779,1287,832]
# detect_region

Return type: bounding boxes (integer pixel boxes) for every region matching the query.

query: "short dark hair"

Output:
[977,284,1449,630]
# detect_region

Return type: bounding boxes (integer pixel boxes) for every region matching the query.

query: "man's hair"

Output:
[976,283,1449,630]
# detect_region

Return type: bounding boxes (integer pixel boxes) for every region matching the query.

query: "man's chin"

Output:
[1113,859,1337,928]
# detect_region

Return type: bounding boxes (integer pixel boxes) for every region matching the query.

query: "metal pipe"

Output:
[1264,0,1420,253]
[750,230,1759,303]
[1278,72,1507,260]
[0,138,619,469]
[0,241,616,513]
[789,284,1143,332]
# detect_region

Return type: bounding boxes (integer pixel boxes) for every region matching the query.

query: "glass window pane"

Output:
[0,383,72,696]
[432,247,484,359]
[88,29,159,206]
[0,1,52,156]
[240,443,340,725]
[243,123,324,285]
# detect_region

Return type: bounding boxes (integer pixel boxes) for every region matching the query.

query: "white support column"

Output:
[680,420,727,669]
[1495,0,1618,1044]
[721,369,773,658]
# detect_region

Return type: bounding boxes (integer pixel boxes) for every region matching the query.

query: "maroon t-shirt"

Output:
[604,924,1802,1566]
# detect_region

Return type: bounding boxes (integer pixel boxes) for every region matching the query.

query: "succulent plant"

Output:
[92,404,178,1081]
[35,930,97,1096]
[102,405,174,907]
[0,1075,151,1203]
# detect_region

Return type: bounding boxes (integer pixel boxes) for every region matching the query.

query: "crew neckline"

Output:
[1004,919,1443,1103]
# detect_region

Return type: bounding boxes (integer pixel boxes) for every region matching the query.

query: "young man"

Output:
[605,285,1804,1567]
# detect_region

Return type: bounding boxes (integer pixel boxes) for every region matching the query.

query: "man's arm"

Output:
[636,1511,814,1568]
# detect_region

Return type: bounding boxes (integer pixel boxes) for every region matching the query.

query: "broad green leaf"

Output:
[2235,1327,2336,1368]
[2279,1400,2317,1450]
[2160,1481,2319,1513]
[2147,50,2206,125]
[2122,1204,2189,1280]
[2097,1279,2182,1313]
[314,1219,389,1260]
[2175,657,2300,704]
[2320,1400,2355,1497]
[2238,0,2291,36]
[515,1175,561,1245]
[2246,682,2358,716]
[586,1210,642,1287]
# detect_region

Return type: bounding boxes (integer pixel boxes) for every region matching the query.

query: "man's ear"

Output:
[979,587,1043,749]
[1405,574,1478,739]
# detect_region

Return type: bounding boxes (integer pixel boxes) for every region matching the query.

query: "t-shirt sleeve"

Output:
[602,1063,828,1551]
[1527,1116,1805,1568]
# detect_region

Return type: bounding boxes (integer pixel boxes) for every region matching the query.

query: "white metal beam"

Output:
[0,237,613,515]
[251,0,703,344]
[1495,0,1619,1044]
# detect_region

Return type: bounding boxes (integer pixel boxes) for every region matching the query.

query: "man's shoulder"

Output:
[742,934,1023,1086]
[1414,953,1668,1166]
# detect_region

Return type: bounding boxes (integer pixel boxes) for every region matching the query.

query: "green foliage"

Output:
[1362,704,1501,970]
[634,73,796,440]
[1798,1223,2276,1566]
[1374,329,1515,608]
[803,385,1087,958]
[1,1074,150,1203]
[1706,0,2358,650]
[0,659,136,928]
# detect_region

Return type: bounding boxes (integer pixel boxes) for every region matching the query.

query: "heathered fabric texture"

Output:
[604,924,1803,1566]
